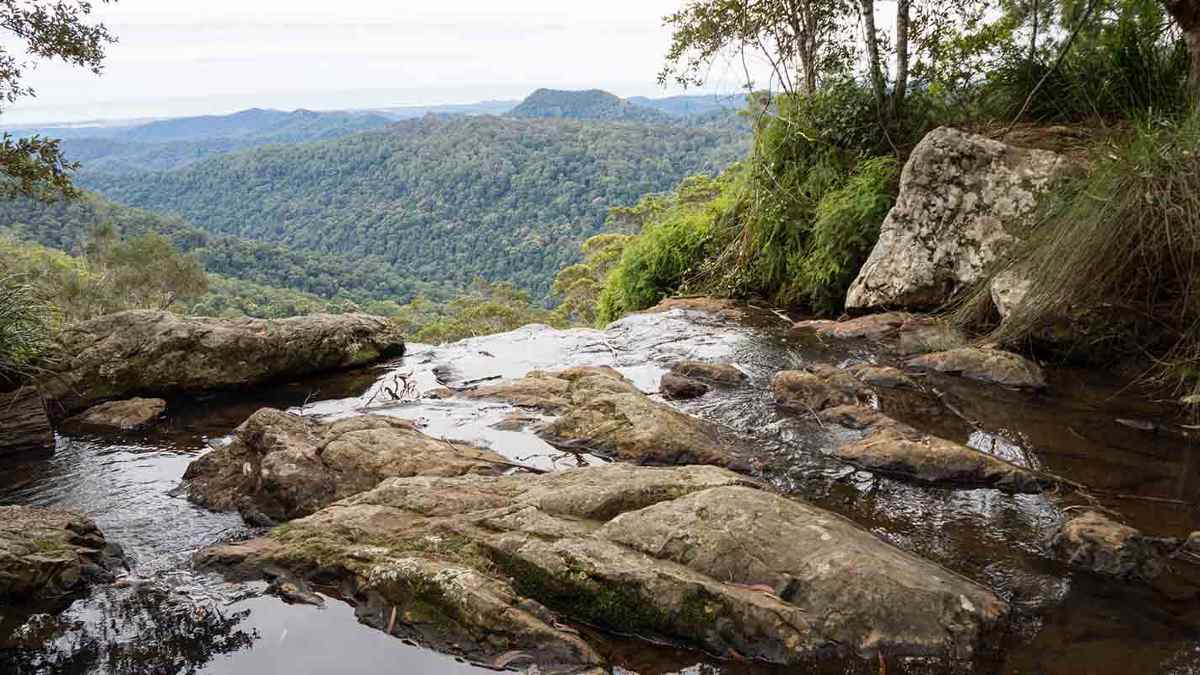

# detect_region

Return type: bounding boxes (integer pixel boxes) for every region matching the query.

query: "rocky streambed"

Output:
[4,303,1200,674]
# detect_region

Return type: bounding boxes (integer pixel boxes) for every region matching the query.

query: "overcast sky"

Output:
[2,0,759,125]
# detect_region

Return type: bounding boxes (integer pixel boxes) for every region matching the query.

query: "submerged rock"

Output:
[834,420,1053,493]
[907,347,1047,389]
[847,363,919,389]
[43,310,405,415]
[669,360,747,384]
[791,312,913,340]
[199,463,1007,670]
[1049,510,1177,582]
[0,506,125,599]
[660,373,709,400]
[469,367,745,468]
[68,397,167,431]
[846,127,1080,310]
[770,366,872,413]
[184,409,512,522]
[641,296,746,320]
[0,386,53,456]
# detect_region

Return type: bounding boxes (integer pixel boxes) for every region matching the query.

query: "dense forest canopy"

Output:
[76,113,750,300]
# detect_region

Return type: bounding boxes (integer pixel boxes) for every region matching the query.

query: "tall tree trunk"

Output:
[1164,0,1200,104]
[892,0,911,116]
[860,0,887,113]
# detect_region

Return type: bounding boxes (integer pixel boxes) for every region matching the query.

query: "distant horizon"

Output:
[2,82,748,127]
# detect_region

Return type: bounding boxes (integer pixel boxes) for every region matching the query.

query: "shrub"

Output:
[0,275,55,388]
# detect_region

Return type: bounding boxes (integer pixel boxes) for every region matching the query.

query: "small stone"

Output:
[669,361,747,385]
[660,373,709,400]
[906,347,1047,389]
[1049,511,1177,582]
[70,398,167,431]
[770,366,870,413]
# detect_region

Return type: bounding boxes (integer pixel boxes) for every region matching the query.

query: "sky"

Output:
[1,0,758,125]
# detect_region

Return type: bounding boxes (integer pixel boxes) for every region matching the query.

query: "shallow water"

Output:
[3,306,1200,674]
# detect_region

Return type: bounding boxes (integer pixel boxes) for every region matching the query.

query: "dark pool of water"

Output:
[4,307,1200,674]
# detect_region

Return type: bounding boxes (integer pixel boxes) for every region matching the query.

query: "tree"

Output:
[0,0,116,197]
[659,0,855,95]
[1162,0,1200,100]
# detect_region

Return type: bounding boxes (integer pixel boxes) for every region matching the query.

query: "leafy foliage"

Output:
[508,89,674,124]
[76,115,749,300]
[390,279,566,344]
[551,233,632,325]
[0,273,54,388]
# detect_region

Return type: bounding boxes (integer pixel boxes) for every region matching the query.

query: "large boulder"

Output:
[846,127,1079,310]
[199,463,1007,671]
[0,386,53,456]
[468,367,745,468]
[42,310,405,415]
[184,409,512,523]
[0,506,125,599]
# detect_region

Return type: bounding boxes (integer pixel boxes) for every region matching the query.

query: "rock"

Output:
[422,387,456,400]
[1049,511,1177,582]
[817,405,888,430]
[199,463,1007,670]
[770,366,871,413]
[641,297,745,320]
[265,574,325,606]
[846,127,1080,310]
[834,422,1053,493]
[989,265,1033,320]
[659,373,709,400]
[669,360,747,385]
[895,316,969,355]
[469,367,744,469]
[0,506,126,599]
[184,408,512,522]
[907,347,1046,389]
[847,364,919,389]
[68,397,167,431]
[791,312,913,340]
[42,310,405,415]
[0,386,53,456]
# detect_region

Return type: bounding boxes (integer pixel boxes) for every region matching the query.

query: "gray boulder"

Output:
[69,397,167,431]
[0,505,125,599]
[1049,510,1177,582]
[846,127,1079,310]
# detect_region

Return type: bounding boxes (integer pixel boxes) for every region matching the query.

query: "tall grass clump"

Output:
[967,110,1200,401]
[0,275,56,389]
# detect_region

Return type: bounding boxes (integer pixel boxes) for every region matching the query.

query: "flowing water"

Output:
[3,306,1200,674]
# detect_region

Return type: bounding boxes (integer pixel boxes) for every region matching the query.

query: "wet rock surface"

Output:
[41,310,405,415]
[469,366,746,468]
[846,127,1081,310]
[669,360,747,384]
[67,397,167,431]
[792,311,913,340]
[184,408,512,522]
[0,506,125,600]
[907,347,1047,388]
[1049,510,1179,582]
[200,463,1007,670]
[770,365,873,413]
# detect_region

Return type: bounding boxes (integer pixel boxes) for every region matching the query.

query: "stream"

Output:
[3,305,1200,674]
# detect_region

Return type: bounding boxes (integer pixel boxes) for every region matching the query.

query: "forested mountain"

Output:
[0,192,453,305]
[25,109,394,174]
[508,89,673,123]
[78,114,750,299]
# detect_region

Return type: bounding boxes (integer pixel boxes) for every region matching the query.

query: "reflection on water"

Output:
[3,307,1200,673]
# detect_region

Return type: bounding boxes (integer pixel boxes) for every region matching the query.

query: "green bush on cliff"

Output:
[0,275,55,388]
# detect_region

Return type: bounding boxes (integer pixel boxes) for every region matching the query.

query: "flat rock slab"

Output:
[791,312,914,340]
[834,418,1053,493]
[199,463,1007,671]
[907,347,1046,389]
[469,367,745,469]
[0,387,53,455]
[42,310,405,415]
[1049,510,1178,582]
[184,409,512,522]
[68,397,167,431]
[0,505,125,600]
